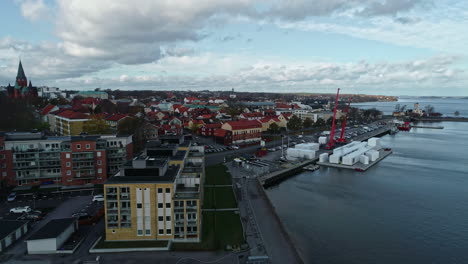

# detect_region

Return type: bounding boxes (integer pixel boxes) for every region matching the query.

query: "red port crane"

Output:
[337,97,351,143]
[326,88,340,149]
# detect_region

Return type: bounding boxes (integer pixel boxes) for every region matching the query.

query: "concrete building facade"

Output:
[104,135,204,243]
[0,132,132,187]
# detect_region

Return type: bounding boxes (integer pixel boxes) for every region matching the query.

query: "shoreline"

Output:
[256,179,305,264]
[413,117,468,122]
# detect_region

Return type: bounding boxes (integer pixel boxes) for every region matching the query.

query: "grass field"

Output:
[172,211,245,251]
[205,164,232,185]
[203,187,238,209]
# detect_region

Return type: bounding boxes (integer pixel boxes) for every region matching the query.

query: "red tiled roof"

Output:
[224,120,262,130]
[56,110,89,120]
[214,128,229,137]
[203,123,222,129]
[105,113,128,122]
[276,103,291,109]
[40,104,56,116]
[258,117,272,123]
[241,112,263,118]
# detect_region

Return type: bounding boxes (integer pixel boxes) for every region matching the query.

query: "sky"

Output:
[0,0,468,96]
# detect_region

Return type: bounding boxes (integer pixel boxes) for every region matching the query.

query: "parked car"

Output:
[10,206,31,214]
[25,211,43,220]
[7,192,17,202]
[231,145,240,150]
[72,212,89,218]
[92,195,104,202]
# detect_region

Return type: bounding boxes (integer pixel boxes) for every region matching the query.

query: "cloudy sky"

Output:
[1,0,467,96]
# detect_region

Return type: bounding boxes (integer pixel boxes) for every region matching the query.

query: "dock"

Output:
[259,159,317,187]
[412,125,444,129]
[317,149,392,171]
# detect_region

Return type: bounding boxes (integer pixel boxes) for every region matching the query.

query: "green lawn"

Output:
[172,211,245,251]
[205,164,232,185]
[203,187,237,209]
[95,239,169,249]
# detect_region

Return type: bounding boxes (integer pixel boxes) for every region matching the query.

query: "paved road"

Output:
[228,164,303,264]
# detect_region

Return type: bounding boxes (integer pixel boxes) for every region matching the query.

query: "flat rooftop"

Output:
[107,165,180,183]
[28,218,75,240]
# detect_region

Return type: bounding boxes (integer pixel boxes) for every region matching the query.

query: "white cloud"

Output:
[17,0,49,22]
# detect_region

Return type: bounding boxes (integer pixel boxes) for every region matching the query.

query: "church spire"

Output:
[17,60,26,80]
[16,60,27,87]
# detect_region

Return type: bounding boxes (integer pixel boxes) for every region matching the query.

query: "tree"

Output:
[303,117,313,128]
[454,110,460,116]
[118,117,143,135]
[314,118,325,127]
[0,93,42,131]
[189,123,201,134]
[268,122,280,133]
[83,115,111,134]
[287,115,303,131]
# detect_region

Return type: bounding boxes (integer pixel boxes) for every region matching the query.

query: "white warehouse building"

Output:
[26,218,77,254]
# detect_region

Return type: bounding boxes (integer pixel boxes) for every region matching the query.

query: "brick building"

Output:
[0,132,133,187]
[221,120,262,145]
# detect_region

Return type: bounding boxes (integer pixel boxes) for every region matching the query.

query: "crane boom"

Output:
[326,88,340,149]
[337,97,352,143]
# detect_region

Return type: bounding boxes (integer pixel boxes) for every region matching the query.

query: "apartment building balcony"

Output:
[74,171,95,179]
[107,208,119,215]
[106,194,118,201]
[72,153,95,160]
[186,205,198,211]
[174,185,200,200]
[187,220,197,226]
[107,151,126,158]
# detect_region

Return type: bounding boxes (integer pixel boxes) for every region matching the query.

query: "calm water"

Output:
[352,97,468,117]
[266,121,468,264]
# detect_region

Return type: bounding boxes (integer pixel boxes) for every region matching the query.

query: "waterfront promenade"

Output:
[228,164,304,264]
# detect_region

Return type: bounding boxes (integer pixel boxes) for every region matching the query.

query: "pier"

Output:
[317,149,392,171]
[412,125,444,129]
[259,159,318,188]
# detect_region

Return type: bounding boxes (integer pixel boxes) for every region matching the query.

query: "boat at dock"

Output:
[303,165,320,171]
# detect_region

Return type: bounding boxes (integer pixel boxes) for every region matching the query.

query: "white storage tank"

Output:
[367,137,381,147]
[318,136,328,145]
[319,153,329,163]
[329,154,341,164]
[365,150,380,161]
[359,154,369,165]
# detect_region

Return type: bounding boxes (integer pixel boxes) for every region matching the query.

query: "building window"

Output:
[67,170,71,176]
[166,229,172,235]
[86,144,90,149]
[166,203,171,208]
[137,203,142,209]
[98,168,102,174]
[66,162,71,167]
[165,188,170,193]
[158,203,163,208]
[145,230,151,235]
[158,229,164,235]
[66,153,70,158]
[158,216,164,221]
[97,152,101,157]
[166,216,171,221]
[137,230,143,236]
[76,144,81,149]
[97,160,102,165]
[158,188,163,193]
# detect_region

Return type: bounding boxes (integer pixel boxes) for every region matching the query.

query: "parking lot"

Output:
[0,189,104,258]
